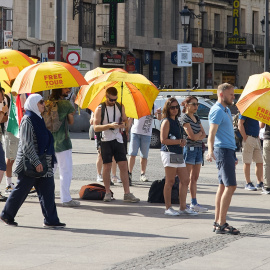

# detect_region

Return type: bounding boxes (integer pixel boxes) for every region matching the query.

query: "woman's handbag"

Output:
[170,153,184,164]
[23,153,48,178]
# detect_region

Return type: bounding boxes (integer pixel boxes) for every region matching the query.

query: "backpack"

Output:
[79,183,113,200]
[147,176,179,204]
[42,100,63,133]
[233,112,242,139]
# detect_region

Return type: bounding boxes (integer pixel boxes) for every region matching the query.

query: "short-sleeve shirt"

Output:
[209,102,236,150]
[238,114,260,137]
[181,114,202,147]
[52,100,75,152]
[131,104,158,136]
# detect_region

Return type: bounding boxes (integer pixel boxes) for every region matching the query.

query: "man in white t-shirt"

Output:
[128,104,162,182]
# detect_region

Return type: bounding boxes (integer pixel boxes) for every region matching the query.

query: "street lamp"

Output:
[264,1,269,71]
[180,6,191,88]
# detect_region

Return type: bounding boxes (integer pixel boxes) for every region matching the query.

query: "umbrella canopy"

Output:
[236,72,270,125]
[86,72,159,119]
[0,49,35,69]
[75,68,127,109]
[84,67,127,82]
[11,61,88,94]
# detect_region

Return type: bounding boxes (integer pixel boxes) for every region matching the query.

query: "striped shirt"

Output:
[14,116,53,177]
[181,114,202,147]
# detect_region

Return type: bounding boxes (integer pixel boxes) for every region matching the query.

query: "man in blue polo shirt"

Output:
[207,83,240,235]
[238,115,263,191]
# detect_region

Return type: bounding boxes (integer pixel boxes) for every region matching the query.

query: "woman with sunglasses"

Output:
[0,94,65,228]
[181,96,207,213]
[160,97,198,216]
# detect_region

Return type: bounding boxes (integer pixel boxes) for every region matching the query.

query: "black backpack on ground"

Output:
[147,176,179,204]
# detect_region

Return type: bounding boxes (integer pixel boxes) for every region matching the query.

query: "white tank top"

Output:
[101,104,123,143]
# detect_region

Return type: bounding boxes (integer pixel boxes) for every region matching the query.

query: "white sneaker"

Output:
[62,200,80,207]
[165,207,180,216]
[190,203,208,213]
[111,175,122,183]
[97,174,103,182]
[140,174,149,182]
[179,207,198,216]
[261,187,270,194]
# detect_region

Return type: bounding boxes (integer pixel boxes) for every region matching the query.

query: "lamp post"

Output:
[198,0,206,46]
[180,6,191,89]
[265,0,269,72]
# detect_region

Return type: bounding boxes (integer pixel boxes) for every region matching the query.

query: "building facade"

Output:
[1,0,269,89]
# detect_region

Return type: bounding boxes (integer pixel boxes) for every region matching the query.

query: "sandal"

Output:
[216,222,240,235]
[213,221,219,232]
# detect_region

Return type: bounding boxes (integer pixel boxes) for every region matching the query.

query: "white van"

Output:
[150,95,215,148]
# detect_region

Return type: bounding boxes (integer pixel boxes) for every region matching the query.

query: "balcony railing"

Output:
[187,28,265,50]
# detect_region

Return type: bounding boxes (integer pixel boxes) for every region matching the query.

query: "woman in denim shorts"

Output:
[181,96,207,213]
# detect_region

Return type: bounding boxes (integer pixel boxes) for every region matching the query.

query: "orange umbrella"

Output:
[0,49,35,69]
[11,61,88,94]
[75,68,127,109]
[236,72,270,125]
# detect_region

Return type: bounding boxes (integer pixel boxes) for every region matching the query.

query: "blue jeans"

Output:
[184,146,203,165]
[128,133,151,158]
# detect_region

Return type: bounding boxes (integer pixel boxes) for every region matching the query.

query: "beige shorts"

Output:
[161,151,186,168]
[4,132,19,160]
[242,136,263,164]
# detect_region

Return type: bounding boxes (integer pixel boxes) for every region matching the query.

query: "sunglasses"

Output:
[188,103,199,106]
[170,105,180,110]
[39,100,45,105]
[108,97,117,102]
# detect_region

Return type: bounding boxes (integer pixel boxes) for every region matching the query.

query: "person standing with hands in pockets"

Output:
[207,83,240,235]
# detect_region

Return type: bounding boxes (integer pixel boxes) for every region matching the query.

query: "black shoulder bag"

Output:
[23,153,48,178]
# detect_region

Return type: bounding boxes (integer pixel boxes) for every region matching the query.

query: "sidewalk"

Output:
[0,132,269,270]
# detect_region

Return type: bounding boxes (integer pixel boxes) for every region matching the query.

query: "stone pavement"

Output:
[0,132,269,270]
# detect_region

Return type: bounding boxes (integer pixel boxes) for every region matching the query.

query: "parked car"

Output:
[150,96,215,148]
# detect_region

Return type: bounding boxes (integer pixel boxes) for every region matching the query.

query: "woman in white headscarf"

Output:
[0,94,65,228]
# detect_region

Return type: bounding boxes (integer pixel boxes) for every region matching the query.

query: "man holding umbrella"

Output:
[94,87,140,203]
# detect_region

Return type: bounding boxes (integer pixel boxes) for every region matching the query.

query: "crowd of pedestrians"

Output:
[0,82,268,235]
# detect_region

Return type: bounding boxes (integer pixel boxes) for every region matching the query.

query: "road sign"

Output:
[177,44,192,67]
[227,37,246,45]
[66,51,80,65]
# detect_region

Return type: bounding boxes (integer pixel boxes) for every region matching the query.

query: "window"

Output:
[196,104,210,120]
[136,0,145,36]
[61,0,67,42]
[241,9,246,33]
[81,2,95,47]
[171,0,179,40]
[214,14,220,31]
[153,0,162,38]
[0,7,13,49]
[227,15,233,36]
[28,0,41,39]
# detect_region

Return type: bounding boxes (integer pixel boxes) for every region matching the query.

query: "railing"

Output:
[188,28,199,47]
[187,28,265,49]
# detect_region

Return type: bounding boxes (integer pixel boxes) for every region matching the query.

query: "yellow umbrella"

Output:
[236,72,270,125]
[86,72,159,119]
[75,68,127,109]
[84,67,126,82]
[0,49,35,69]
[11,61,88,94]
